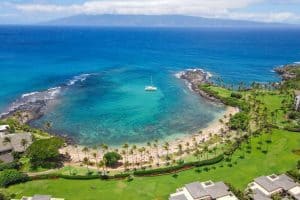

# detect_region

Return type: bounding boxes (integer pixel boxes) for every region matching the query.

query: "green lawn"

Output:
[7,129,300,200]
[256,92,290,126]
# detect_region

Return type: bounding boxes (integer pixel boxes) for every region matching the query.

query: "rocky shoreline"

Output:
[176,69,222,104]
[274,63,300,80]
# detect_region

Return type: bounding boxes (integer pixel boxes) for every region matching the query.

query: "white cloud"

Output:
[14,0,261,16]
[226,12,300,23]
[8,0,300,23]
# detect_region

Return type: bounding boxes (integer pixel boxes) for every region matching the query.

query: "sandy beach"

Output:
[60,105,239,169]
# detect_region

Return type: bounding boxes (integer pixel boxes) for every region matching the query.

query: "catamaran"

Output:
[145,76,157,91]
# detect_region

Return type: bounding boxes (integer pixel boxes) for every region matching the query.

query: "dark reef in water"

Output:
[0,74,93,124]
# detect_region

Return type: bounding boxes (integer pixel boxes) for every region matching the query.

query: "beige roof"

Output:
[0,133,32,153]
[0,125,9,132]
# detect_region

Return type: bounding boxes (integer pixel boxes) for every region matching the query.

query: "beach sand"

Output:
[60,106,239,169]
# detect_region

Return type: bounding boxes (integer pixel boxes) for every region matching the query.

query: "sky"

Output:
[0,0,300,24]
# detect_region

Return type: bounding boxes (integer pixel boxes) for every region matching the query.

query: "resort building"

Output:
[248,174,300,200]
[169,180,238,200]
[16,195,64,200]
[0,132,32,163]
[0,124,9,136]
[295,91,300,111]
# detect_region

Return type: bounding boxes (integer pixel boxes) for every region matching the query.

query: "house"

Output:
[13,194,64,200]
[248,174,300,200]
[0,124,9,136]
[169,181,238,200]
[0,132,32,163]
[294,90,300,111]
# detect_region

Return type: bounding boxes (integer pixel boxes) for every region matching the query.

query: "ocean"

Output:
[0,26,300,145]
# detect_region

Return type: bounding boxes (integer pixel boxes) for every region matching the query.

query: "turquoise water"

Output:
[0,26,300,145]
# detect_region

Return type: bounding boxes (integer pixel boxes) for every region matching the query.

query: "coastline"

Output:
[59,68,239,169]
[60,105,238,168]
[1,67,240,169]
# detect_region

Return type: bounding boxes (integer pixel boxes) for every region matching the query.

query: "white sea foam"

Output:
[67,74,92,86]
[174,68,212,80]
[294,61,300,64]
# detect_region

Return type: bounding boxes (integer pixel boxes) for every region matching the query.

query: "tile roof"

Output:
[185,181,231,199]
[254,174,299,192]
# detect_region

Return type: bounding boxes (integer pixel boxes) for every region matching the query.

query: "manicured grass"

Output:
[7,129,300,200]
[256,92,290,125]
[207,85,232,98]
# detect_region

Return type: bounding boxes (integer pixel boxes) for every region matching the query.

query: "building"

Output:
[169,181,238,200]
[13,194,64,200]
[248,174,300,200]
[0,124,9,136]
[295,90,300,111]
[0,132,32,163]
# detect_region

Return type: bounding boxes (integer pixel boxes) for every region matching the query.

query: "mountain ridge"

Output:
[43,14,289,27]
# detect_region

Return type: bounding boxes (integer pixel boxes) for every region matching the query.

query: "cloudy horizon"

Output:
[1,0,300,24]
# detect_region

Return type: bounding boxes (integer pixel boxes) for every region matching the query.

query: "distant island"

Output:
[42,14,289,27]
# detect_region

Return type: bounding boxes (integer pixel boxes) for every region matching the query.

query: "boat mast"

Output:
[151,76,153,86]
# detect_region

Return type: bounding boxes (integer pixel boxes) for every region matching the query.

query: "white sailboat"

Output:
[145,76,157,91]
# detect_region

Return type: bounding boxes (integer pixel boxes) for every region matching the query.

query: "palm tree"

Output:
[164,142,170,159]
[82,147,90,160]
[98,159,106,175]
[132,145,137,166]
[138,148,144,167]
[192,137,197,150]
[74,145,81,162]
[177,144,183,155]
[44,121,52,131]
[20,138,28,152]
[3,137,11,148]
[83,157,90,171]
[129,149,134,169]
[185,142,190,152]
[101,143,108,155]
[121,150,126,165]
[122,143,129,163]
[203,145,209,159]
[92,152,99,172]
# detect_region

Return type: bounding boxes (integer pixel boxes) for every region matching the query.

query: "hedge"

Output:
[31,172,130,181]
[0,169,29,188]
[133,154,224,176]
[287,169,300,181]
[0,161,21,171]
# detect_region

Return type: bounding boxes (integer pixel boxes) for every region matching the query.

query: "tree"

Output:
[98,160,106,175]
[177,144,183,155]
[92,152,99,172]
[103,152,122,168]
[164,142,170,159]
[44,121,52,131]
[2,137,11,148]
[26,137,64,169]
[82,157,90,171]
[122,143,129,163]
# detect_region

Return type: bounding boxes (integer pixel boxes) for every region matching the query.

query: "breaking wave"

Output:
[0,73,94,118]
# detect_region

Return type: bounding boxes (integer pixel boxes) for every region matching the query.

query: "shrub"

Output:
[230,92,242,99]
[287,111,300,120]
[103,152,122,167]
[0,170,29,187]
[133,154,224,176]
[0,162,21,171]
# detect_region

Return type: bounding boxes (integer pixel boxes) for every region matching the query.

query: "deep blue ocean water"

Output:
[0,26,300,145]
